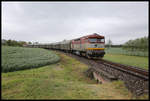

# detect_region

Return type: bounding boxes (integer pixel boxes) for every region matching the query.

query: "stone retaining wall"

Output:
[86,64,149,96]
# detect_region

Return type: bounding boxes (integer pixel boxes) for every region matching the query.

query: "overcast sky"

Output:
[2,2,148,44]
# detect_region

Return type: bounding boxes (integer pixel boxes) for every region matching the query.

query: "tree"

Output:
[2,39,29,47]
[28,42,32,44]
[107,39,112,48]
[123,36,148,56]
[7,39,12,46]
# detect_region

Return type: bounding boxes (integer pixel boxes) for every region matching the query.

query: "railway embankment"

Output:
[58,50,149,96]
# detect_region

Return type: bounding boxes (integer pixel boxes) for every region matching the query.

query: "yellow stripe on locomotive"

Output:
[86,48,105,50]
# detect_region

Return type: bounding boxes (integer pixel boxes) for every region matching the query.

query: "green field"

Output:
[103,53,148,70]
[2,51,148,99]
[1,47,148,99]
[105,47,148,57]
[2,46,60,72]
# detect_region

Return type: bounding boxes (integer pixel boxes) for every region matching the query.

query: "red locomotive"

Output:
[71,33,105,58]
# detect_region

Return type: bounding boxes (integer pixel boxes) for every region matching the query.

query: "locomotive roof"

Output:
[32,33,104,45]
[51,40,71,45]
[60,40,71,44]
[84,33,104,38]
[72,33,104,41]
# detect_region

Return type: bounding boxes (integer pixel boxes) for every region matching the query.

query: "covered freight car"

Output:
[60,40,71,52]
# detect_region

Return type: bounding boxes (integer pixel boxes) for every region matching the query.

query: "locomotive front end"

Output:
[86,34,105,58]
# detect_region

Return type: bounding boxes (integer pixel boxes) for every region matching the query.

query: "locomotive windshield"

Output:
[97,38,105,42]
[89,38,104,43]
[89,38,97,42]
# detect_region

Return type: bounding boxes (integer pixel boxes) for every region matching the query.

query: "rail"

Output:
[97,59,149,80]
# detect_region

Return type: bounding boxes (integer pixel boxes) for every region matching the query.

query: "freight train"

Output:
[27,33,105,58]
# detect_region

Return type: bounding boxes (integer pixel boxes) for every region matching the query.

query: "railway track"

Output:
[96,59,149,80]
[57,50,148,79]
[52,50,149,96]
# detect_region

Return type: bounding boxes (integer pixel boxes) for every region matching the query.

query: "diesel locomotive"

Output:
[27,33,105,58]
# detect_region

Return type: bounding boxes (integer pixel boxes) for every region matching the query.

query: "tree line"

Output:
[123,36,148,52]
[2,39,32,47]
[105,36,148,52]
[105,39,122,48]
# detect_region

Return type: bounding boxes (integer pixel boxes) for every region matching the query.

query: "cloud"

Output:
[2,2,148,44]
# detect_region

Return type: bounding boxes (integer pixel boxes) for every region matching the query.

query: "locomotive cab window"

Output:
[89,38,97,42]
[97,38,105,42]
[89,38,105,43]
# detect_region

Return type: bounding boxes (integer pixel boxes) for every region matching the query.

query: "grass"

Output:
[2,46,60,72]
[103,53,148,70]
[105,47,148,57]
[2,51,148,99]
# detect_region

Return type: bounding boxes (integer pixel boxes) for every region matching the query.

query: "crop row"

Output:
[2,46,60,72]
